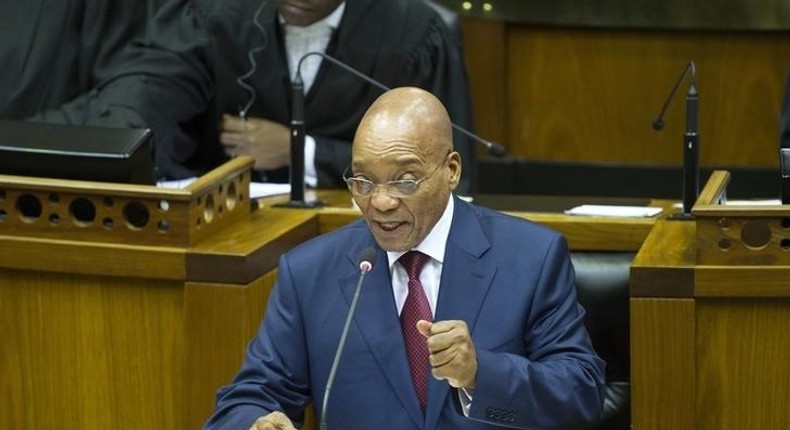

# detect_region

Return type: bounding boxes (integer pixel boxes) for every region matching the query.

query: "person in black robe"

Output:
[86,0,478,193]
[780,71,790,153]
[0,0,156,125]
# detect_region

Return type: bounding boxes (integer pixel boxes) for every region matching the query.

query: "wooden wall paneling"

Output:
[184,271,278,429]
[0,235,185,280]
[696,266,790,297]
[696,299,790,429]
[461,18,507,153]
[503,26,790,166]
[0,270,184,429]
[630,298,696,430]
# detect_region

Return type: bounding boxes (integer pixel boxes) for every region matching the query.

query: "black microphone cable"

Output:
[294,51,507,158]
[235,0,270,120]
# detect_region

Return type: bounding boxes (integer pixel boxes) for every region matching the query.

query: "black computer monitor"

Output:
[0,120,155,185]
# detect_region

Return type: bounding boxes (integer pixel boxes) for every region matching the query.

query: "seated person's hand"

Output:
[220,114,291,171]
[417,319,478,389]
[248,411,297,430]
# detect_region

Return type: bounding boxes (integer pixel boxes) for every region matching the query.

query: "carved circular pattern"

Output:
[123,201,150,230]
[16,193,42,222]
[0,189,171,235]
[740,220,772,250]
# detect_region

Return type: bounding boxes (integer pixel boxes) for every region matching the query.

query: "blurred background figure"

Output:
[0,0,162,126]
[84,0,477,192]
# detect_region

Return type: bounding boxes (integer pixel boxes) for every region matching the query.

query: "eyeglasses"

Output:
[343,154,448,198]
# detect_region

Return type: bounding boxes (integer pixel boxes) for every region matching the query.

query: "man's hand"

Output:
[248,411,297,430]
[416,319,477,389]
[220,114,291,170]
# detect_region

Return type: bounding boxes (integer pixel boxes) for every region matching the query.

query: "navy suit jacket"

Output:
[203,197,606,429]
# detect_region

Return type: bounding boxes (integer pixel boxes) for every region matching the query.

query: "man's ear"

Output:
[447,151,462,190]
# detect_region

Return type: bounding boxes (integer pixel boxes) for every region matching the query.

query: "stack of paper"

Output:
[158,178,291,199]
[565,204,663,217]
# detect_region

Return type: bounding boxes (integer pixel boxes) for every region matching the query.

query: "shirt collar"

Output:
[387,194,455,269]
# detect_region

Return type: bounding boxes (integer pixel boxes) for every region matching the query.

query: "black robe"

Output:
[0,0,152,123]
[780,72,790,153]
[88,0,478,192]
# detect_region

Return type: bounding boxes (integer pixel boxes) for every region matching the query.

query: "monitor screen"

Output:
[0,120,155,185]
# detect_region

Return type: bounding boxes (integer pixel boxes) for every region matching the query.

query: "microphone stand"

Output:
[652,61,700,220]
[276,71,325,207]
[680,81,699,219]
[781,148,790,204]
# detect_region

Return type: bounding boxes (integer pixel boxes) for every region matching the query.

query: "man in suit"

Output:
[88,0,476,193]
[203,87,605,430]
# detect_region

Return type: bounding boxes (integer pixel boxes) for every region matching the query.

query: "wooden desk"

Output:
[630,172,790,430]
[260,191,659,251]
[1,182,660,429]
[0,162,324,430]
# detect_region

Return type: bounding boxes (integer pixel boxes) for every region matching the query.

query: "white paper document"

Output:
[158,178,291,199]
[724,199,781,206]
[565,204,663,218]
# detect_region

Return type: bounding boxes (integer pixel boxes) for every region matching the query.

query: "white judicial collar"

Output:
[281,2,346,93]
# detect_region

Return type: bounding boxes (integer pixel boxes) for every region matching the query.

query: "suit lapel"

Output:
[335,199,495,429]
[307,0,377,103]
[425,198,497,429]
[253,6,292,119]
[339,242,425,429]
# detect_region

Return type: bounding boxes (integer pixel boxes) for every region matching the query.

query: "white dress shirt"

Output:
[385,196,474,414]
[387,195,454,316]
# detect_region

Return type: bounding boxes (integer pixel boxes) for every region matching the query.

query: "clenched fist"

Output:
[417,319,477,389]
[248,411,297,430]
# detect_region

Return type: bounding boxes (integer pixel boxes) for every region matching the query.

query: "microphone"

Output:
[298,51,506,158]
[652,62,695,131]
[651,61,700,219]
[319,247,377,430]
[290,72,306,203]
[275,70,325,207]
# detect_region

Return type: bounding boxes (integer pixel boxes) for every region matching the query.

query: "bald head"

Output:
[354,87,453,161]
[348,87,462,252]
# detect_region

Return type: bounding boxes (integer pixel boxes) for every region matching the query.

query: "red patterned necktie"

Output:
[399,250,432,411]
